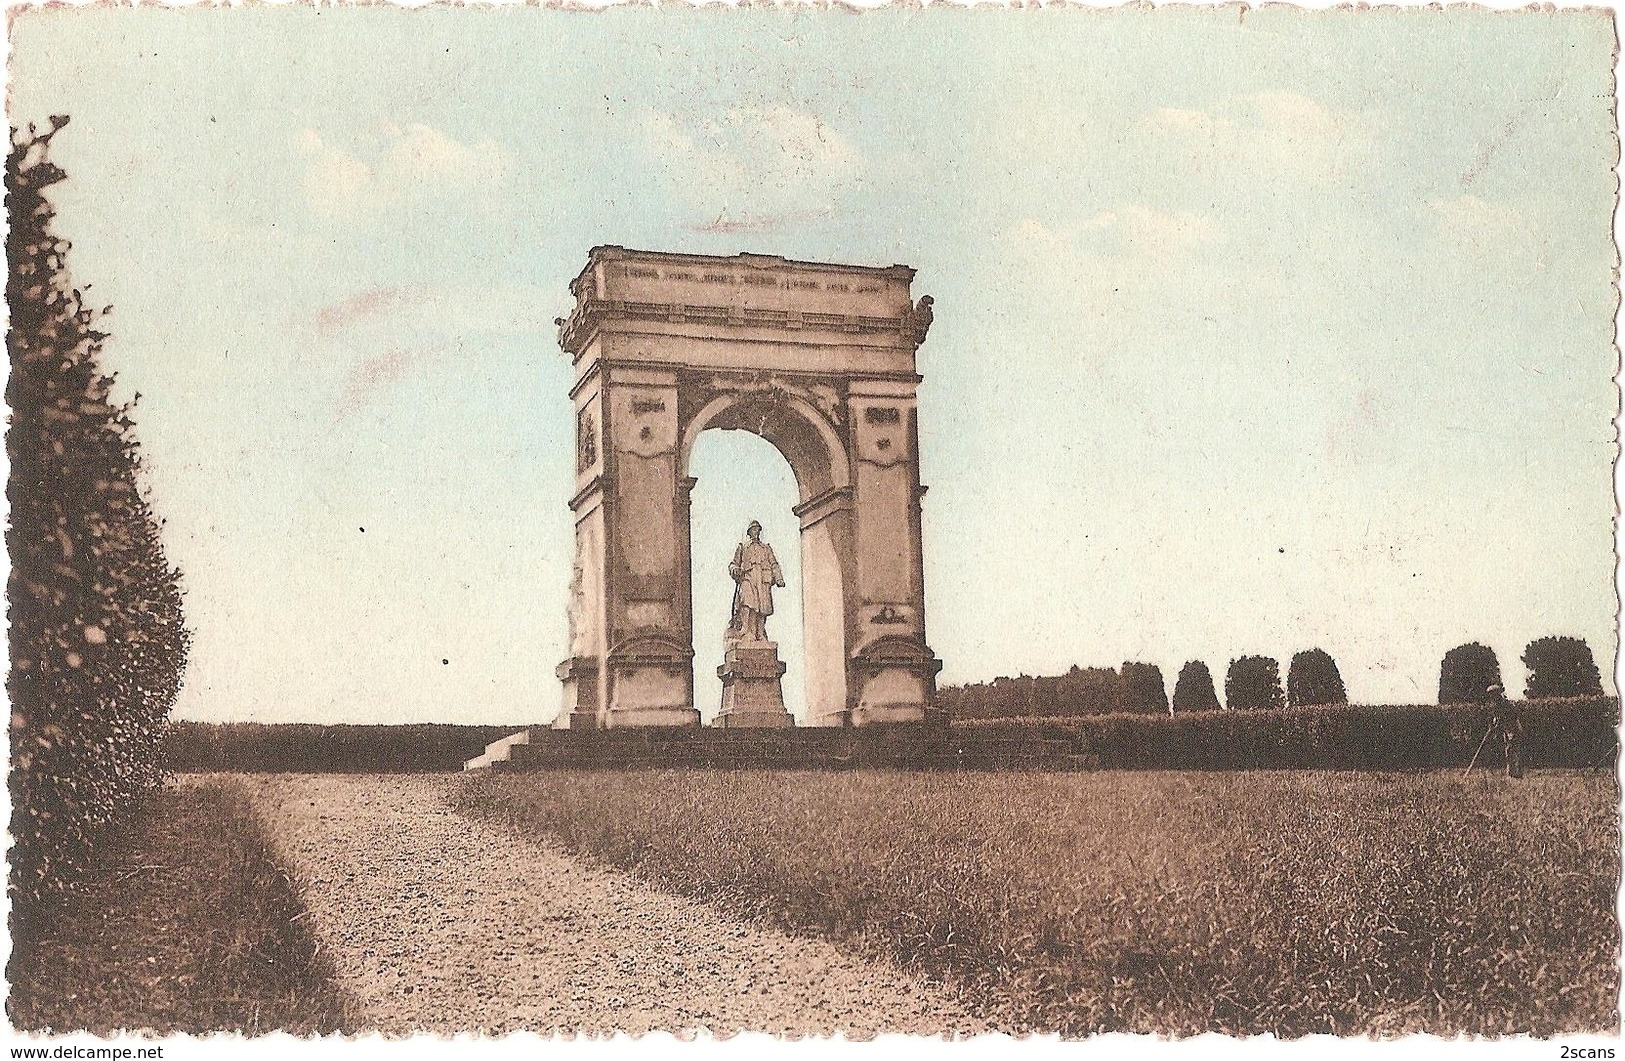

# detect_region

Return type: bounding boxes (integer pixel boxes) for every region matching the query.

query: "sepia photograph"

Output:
[3,1,1620,1051]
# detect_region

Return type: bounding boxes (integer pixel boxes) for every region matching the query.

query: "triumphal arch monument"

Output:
[554,247,943,729]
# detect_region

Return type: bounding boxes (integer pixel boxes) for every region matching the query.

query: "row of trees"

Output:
[937,648,1349,719]
[940,637,1605,720]
[9,117,189,915]
[1439,637,1603,703]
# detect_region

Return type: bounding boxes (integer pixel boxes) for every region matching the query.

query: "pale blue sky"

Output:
[9,6,1617,722]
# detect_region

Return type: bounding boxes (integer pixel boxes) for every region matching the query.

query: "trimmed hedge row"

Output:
[951,697,1619,771]
[170,700,1617,775]
[164,722,523,774]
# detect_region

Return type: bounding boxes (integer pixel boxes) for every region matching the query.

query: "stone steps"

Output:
[461,728,532,771]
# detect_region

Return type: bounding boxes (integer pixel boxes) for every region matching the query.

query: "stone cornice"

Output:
[793,486,855,531]
[568,474,603,513]
[556,299,921,359]
[571,246,916,296]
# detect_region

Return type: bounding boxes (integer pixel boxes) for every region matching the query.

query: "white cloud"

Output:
[297,123,510,220]
[1010,205,1225,327]
[1016,204,1223,273]
[642,106,864,217]
[1429,194,1543,267]
[1072,204,1224,258]
[381,122,509,187]
[1148,91,1373,183]
[299,130,374,218]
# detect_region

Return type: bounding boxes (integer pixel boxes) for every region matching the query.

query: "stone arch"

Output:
[678,387,850,503]
[680,389,854,727]
[554,247,941,730]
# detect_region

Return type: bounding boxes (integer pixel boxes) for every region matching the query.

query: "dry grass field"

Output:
[8,777,348,1036]
[455,767,1620,1037]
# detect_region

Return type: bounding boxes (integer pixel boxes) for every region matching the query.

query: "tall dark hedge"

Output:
[1287,648,1348,707]
[7,117,189,913]
[1523,636,1604,700]
[1120,661,1169,714]
[1438,642,1502,705]
[1226,656,1284,712]
[1171,660,1221,714]
[165,723,519,773]
[952,697,1619,771]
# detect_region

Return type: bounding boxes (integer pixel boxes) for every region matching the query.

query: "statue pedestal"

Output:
[714,640,793,728]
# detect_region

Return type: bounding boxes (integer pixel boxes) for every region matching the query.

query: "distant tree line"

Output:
[940,637,1604,720]
[936,664,1166,720]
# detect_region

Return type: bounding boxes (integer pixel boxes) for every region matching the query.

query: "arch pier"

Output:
[554,247,942,730]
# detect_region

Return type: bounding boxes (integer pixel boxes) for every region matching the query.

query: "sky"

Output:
[6,5,1618,723]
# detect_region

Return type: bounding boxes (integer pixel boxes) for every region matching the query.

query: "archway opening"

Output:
[688,429,806,723]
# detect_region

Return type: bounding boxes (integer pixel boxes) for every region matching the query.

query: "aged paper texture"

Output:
[4,2,1620,1055]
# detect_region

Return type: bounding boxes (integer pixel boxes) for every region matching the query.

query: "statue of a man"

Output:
[728,520,785,643]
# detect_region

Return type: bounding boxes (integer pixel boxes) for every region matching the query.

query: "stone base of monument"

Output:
[713,640,794,728]
[463,726,1101,772]
[712,709,794,729]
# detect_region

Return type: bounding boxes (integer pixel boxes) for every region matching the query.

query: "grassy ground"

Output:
[455,767,1620,1038]
[8,777,348,1036]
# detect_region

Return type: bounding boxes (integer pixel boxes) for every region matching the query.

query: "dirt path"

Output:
[235,774,981,1037]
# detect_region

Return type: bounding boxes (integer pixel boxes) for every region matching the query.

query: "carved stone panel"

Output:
[612,387,678,459]
[856,462,914,603]
[854,403,910,467]
[577,408,598,474]
[567,518,603,658]
[615,454,677,601]
[687,373,846,431]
